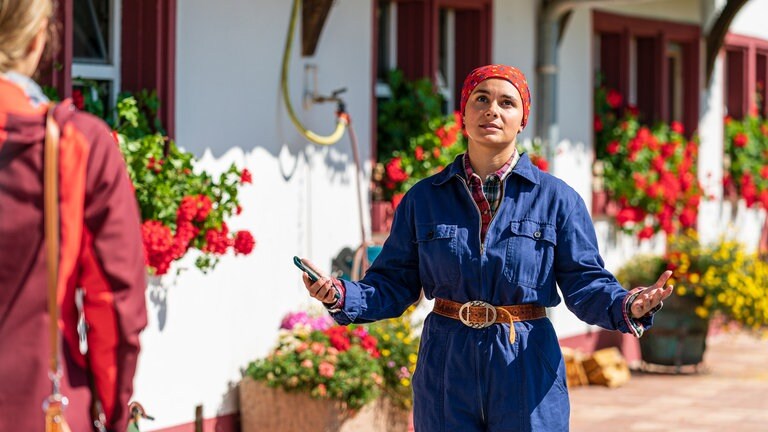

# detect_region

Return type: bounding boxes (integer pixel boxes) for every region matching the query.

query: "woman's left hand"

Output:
[630,270,674,318]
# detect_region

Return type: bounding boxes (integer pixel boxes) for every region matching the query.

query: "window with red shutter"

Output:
[724,34,768,120]
[592,11,700,217]
[375,0,491,114]
[37,0,176,137]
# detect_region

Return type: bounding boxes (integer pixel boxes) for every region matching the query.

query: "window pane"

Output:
[74,0,111,63]
[666,43,683,123]
[635,37,659,124]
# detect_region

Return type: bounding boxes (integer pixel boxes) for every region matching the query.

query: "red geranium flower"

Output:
[233,230,256,255]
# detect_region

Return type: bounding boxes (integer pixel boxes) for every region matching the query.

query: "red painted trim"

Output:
[397,1,433,80]
[593,10,699,40]
[593,10,700,135]
[163,0,177,138]
[725,32,768,49]
[437,0,488,9]
[558,329,641,364]
[725,32,768,118]
[149,413,239,432]
[121,0,176,138]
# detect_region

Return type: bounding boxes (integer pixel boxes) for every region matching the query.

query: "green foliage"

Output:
[113,89,165,139]
[617,231,768,332]
[115,98,249,274]
[376,69,445,159]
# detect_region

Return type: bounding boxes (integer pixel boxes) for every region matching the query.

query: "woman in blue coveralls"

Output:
[300,64,673,431]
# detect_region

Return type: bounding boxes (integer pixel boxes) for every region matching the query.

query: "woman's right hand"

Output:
[300,259,338,304]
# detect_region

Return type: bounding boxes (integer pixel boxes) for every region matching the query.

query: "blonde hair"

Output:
[0,0,54,72]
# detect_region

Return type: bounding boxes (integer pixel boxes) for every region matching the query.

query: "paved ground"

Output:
[569,331,768,431]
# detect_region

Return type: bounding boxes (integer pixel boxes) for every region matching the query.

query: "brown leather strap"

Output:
[44,104,61,375]
[432,298,547,343]
[433,298,547,323]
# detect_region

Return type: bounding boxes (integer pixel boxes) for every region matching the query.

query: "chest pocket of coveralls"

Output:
[504,220,557,287]
[415,223,459,286]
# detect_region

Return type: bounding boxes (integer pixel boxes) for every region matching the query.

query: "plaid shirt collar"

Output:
[463,151,520,238]
[463,150,519,186]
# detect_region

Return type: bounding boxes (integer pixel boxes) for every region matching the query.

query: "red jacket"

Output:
[0,77,147,431]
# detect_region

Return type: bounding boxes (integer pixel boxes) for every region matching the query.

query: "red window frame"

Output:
[390,0,492,94]
[724,33,768,119]
[38,0,177,137]
[593,11,700,134]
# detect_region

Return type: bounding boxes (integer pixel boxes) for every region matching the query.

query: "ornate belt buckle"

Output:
[458,301,497,329]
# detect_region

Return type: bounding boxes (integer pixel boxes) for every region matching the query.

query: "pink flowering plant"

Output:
[723,114,768,208]
[112,96,255,275]
[246,308,421,411]
[593,84,703,238]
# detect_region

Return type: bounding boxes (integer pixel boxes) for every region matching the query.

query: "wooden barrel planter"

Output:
[239,377,410,432]
[639,293,709,372]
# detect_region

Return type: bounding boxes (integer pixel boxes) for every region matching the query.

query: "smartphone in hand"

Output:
[293,256,323,282]
[293,256,340,300]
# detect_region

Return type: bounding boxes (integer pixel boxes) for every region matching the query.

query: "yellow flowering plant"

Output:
[366,305,421,410]
[665,230,768,331]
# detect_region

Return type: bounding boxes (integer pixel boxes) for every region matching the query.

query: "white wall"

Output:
[133,1,768,427]
[696,0,768,248]
[493,0,537,140]
[594,0,700,23]
[134,1,373,429]
[729,0,768,39]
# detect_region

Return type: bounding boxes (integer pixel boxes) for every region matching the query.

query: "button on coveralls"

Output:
[333,154,652,431]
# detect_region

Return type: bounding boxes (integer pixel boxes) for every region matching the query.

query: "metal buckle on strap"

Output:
[458,301,497,329]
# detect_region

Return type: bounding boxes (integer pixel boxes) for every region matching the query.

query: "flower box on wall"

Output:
[371,200,394,234]
[239,377,410,432]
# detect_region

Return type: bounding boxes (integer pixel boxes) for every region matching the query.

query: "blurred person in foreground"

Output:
[299,64,672,431]
[0,0,147,430]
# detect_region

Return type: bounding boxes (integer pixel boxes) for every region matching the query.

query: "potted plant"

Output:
[372,70,448,233]
[593,84,703,239]
[240,308,419,432]
[616,230,768,370]
[67,86,256,276]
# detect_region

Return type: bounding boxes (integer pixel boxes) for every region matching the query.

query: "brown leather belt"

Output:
[432,298,547,343]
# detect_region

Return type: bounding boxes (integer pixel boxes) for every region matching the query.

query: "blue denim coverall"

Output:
[332,154,652,431]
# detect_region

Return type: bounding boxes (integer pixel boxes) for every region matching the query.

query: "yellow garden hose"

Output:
[281,0,347,145]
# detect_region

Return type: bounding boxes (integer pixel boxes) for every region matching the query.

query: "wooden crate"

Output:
[581,347,631,388]
[561,347,589,388]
